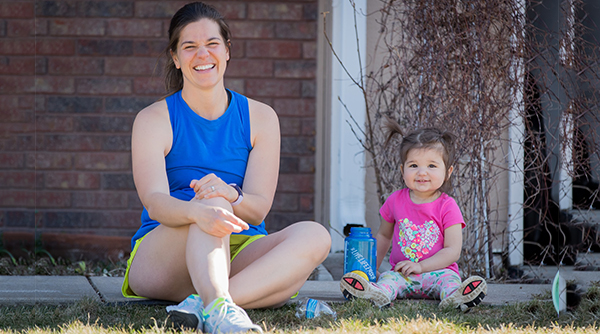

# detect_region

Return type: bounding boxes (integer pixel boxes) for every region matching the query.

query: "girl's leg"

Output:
[228,221,331,309]
[417,269,461,300]
[376,270,406,301]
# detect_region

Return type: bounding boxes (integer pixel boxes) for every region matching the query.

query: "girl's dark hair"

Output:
[164,2,231,93]
[386,120,457,193]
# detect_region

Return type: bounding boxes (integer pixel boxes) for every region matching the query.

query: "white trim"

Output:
[328,0,368,252]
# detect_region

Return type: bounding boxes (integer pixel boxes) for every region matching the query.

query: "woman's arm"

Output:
[228,99,281,225]
[394,224,462,276]
[131,101,248,237]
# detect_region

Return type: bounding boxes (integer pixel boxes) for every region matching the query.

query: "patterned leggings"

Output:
[376,269,461,301]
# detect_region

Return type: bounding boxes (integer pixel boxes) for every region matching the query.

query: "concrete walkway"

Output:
[1,252,597,307]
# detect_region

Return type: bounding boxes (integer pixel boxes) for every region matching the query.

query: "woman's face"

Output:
[171,18,230,90]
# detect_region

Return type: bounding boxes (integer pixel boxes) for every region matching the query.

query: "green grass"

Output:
[1,287,599,334]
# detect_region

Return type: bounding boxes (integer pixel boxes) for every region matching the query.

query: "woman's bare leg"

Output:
[127,197,232,304]
[228,221,331,309]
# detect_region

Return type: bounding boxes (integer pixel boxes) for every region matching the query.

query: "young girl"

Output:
[340,126,487,312]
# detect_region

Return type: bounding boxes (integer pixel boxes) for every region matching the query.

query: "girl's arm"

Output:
[375,218,394,271]
[394,224,462,276]
[132,101,249,237]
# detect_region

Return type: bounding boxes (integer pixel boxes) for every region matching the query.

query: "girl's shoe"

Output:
[439,275,487,312]
[202,297,263,333]
[340,271,391,308]
[166,294,204,330]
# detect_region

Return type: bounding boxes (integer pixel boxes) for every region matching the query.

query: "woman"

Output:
[121,2,332,333]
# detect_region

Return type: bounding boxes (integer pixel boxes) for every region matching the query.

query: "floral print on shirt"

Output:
[397,218,441,262]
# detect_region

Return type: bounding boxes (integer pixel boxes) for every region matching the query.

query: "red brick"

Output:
[274,60,316,78]
[0,57,35,75]
[76,77,132,95]
[104,57,159,76]
[245,79,300,97]
[0,171,35,188]
[0,190,35,207]
[38,134,104,151]
[26,152,72,169]
[275,22,316,40]
[224,78,245,94]
[35,76,76,94]
[72,192,129,209]
[134,1,189,18]
[226,59,273,77]
[133,77,165,95]
[0,122,35,135]
[1,231,35,257]
[302,118,316,136]
[0,76,35,93]
[48,57,103,75]
[271,193,299,211]
[36,191,71,208]
[128,191,142,209]
[210,2,246,20]
[229,21,274,39]
[5,19,36,36]
[229,40,245,59]
[277,174,314,193]
[0,153,24,168]
[36,39,76,55]
[273,98,315,116]
[35,115,74,132]
[39,233,131,261]
[19,96,35,109]
[300,194,314,212]
[248,3,303,20]
[303,41,316,59]
[74,152,131,170]
[0,39,35,55]
[49,18,106,36]
[106,19,162,37]
[44,171,100,189]
[246,41,302,59]
[279,117,301,136]
[0,2,34,19]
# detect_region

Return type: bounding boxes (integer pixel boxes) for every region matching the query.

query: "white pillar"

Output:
[329,0,367,252]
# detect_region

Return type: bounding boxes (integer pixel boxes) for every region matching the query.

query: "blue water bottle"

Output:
[343,227,377,281]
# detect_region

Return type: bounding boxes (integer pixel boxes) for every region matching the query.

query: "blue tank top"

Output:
[131,89,268,250]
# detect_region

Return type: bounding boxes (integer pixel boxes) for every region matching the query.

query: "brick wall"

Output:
[0,0,318,260]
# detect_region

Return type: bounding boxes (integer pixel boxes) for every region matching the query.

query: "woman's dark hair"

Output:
[164,2,232,93]
[386,120,457,193]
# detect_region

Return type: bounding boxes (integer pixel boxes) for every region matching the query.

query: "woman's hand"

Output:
[190,173,238,203]
[192,202,249,238]
[394,260,423,276]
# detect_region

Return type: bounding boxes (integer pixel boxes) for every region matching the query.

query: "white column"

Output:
[508,0,526,267]
[329,0,367,252]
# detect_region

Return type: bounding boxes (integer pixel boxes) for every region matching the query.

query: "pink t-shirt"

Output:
[379,188,466,275]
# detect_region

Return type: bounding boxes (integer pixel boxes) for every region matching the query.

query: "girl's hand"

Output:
[190,173,238,203]
[394,260,423,276]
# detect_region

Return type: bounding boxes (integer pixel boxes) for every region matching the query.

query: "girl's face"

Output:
[171,18,230,90]
[401,146,453,201]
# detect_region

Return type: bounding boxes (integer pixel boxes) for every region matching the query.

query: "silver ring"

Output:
[211,186,215,192]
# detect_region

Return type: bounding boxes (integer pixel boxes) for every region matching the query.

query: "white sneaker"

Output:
[203,297,263,334]
[340,271,391,308]
[439,276,487,312]
[166,294,204,330]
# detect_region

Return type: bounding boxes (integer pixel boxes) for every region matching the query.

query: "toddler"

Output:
[340,126,487,312]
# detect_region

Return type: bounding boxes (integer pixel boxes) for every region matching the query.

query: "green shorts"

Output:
[121,232,265,298]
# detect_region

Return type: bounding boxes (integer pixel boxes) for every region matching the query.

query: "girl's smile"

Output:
[402,146,453,203]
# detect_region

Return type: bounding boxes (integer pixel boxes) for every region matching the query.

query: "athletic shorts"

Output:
[121,232,265,298]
